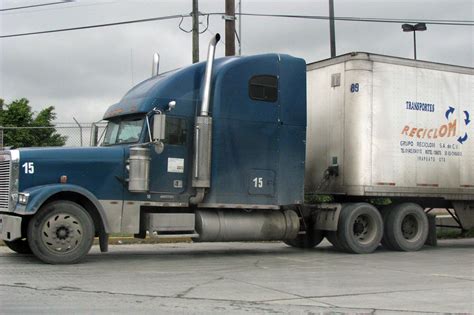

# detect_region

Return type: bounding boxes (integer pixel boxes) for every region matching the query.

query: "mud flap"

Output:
[99,233,109,252]
[425,214,437,247]
[313,203,342,231]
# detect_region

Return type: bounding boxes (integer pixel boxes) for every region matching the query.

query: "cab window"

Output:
[103,117,144,145]
[249,75,278,102]
[163,117,187,145]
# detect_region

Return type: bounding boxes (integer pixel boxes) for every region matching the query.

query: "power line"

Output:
[1,1,116,16]
[0,0,73,12]
[222,13,474,26]
[0,14,188,38]
[1,12,473,39]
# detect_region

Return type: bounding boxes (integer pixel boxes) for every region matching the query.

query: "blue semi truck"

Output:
[1,34,473,263]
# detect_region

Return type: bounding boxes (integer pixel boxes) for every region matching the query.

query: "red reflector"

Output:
[416,183,439,187]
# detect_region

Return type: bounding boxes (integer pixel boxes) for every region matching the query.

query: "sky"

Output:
[0,0,473,124]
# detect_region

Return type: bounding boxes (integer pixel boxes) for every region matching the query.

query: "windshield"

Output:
[102,116,144,146]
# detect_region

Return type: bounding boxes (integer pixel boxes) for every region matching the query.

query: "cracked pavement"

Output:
[0,239,473,314]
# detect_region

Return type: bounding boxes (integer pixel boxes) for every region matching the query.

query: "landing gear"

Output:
[27,201,95,264]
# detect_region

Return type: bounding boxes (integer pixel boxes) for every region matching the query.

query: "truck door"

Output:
[148,115,190,197]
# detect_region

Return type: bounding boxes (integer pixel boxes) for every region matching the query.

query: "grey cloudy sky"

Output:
[0,0,473,123]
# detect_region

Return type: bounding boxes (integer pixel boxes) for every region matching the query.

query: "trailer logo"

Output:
[406,101,435,113]
[445,106,470,144]
[401,120,457,140]
[401,106,470,144]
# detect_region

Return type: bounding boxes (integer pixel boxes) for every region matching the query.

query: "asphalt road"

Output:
[0,239,473,314]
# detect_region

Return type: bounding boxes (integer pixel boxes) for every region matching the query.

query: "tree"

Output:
[0,98,67,148]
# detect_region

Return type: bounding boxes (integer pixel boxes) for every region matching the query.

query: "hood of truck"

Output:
[18,146,125,200]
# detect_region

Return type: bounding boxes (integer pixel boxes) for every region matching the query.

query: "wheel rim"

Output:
[40,213,84,254]
[352,214,376,244]
[401,214,419,240]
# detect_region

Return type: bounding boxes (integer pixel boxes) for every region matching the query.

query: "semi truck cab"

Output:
[0,35,307,263]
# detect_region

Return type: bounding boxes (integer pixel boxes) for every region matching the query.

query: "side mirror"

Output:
[151,112,166,154]
[90,123,99,146]
[152,112,166,142]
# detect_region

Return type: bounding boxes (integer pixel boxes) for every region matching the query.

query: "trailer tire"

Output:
[380,206,397,250]
[384,203,428,251]
[284,229,324,249]
[27,201,95,264]
[337,203,383,254]
[4,238,32,254]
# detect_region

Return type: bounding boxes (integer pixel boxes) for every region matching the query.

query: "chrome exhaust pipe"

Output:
[200,33,220,116]
[190,33,220,205]
[152,52,160,77]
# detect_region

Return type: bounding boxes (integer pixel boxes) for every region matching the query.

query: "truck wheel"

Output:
[337,203,383,254]
[27,201,95,264]
[326,231,347,251]
[383,203,428,251]
[379,205,397,250]
[284,229,324,249]
[326,204,356,252]
[4,238,32,254]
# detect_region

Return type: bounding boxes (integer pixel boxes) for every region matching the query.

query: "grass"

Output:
[436,228,474,239]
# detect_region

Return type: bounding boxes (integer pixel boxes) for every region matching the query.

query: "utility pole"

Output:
[238,0,242,55]
[329,0,336,57]
[192,0,199,63]
[225,0,236,56]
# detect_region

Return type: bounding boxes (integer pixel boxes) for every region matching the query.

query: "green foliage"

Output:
[370,198,392,206]
[305,194,334,204]
[0,98,67,148]
[437,228,474,239]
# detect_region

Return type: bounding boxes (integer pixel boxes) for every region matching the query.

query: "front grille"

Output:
[0,157,11,210]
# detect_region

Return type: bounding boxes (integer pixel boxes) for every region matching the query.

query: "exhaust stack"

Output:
[152,52,160,77]
[190,34,220,205]
[200,33,220,116]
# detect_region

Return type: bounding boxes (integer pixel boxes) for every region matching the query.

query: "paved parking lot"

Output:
[0,239,473,314]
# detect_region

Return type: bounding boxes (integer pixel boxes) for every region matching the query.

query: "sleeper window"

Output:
[249,75,278,102]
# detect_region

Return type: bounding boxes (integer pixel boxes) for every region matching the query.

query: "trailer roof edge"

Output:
[306,52,474,75]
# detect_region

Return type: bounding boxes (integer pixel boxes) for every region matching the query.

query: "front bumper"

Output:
[0,214,22,241]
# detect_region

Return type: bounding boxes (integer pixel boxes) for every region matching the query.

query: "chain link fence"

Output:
[0,122,108,148]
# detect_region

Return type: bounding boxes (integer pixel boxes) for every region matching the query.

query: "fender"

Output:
[14,184,111,233]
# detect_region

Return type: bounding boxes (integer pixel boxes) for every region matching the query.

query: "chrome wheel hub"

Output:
[41,214,84,254]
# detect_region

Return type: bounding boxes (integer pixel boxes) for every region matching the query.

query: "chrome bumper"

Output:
[0,214,22,241]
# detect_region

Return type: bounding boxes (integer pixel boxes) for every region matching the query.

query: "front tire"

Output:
[27,201,95,264]
[4,238,32,254]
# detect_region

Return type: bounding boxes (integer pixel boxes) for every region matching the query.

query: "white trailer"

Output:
[295,52,474,253]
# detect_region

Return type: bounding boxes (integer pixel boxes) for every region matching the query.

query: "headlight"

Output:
[18,193,29,205]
